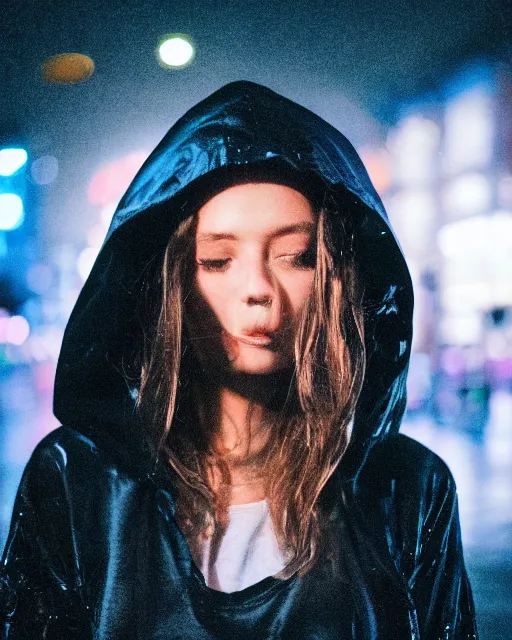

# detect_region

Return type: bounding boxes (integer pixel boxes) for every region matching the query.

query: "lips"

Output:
[235,333,275,347]
[222,326,280,348]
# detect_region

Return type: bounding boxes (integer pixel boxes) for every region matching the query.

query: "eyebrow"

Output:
[196,222,316,243]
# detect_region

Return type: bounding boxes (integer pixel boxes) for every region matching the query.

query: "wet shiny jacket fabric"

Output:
[1,81,478,639]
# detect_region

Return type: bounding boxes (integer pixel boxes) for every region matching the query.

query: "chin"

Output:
[229,353,290,376]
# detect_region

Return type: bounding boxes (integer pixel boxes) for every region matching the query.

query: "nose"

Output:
[241,256,275,307]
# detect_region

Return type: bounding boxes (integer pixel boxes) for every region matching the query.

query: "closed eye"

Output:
[196,258,230,272]
[277,250,316,269]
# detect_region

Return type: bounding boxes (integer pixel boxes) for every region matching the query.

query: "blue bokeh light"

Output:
[0,193,24,230]
[0,148,28,177]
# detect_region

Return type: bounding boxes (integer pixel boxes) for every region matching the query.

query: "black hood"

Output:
[53,80,413,482]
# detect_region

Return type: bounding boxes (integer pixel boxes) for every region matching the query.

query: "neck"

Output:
[209,382,271,463]
[200,370,293,499]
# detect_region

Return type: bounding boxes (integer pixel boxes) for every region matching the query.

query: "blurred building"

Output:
[362,61,512,429]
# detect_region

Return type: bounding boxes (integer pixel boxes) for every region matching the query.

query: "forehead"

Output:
[196,183,315,236]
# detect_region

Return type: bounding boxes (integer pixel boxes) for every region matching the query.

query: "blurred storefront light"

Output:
[440,346,467,376]
[387,116,440,186]
[0,317,8,343]
[497,173,512,209]
[486,331,509,360]
[77,247,99,281]
[443,87,493,175]
[100,201,118,228]
[438,211,512,313]
[441,172,491,219]
[442,283,492,314]
[87,224,106,249]
[358,147,392,195]
[406,351,432,410]
[438,211,512,263]
[386,189,436,260]
[440,313,482,345]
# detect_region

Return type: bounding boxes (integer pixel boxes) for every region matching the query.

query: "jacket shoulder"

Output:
[31,425,100,459]
[390,432,454,482]
[358,432,457,505]
[356,434,464,584]
[21,426,107,480]
[360,433,461,560]
[28,425,143,477]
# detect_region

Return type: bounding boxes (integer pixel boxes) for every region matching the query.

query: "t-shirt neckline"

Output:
[189,560,297,608]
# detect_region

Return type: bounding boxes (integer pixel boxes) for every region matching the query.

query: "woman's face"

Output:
[188,182,316,375]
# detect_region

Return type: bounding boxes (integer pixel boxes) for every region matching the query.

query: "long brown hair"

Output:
[137,196,366,578]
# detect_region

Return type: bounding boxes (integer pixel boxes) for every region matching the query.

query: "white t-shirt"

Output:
[192,499,289,593]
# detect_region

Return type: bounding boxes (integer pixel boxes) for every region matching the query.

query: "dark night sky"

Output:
[2,0,511,245]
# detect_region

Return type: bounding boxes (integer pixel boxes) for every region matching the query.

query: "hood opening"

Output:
[54,81,413,482]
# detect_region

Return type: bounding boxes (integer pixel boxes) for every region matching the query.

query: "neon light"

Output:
[0,148,28,176]
[0,194,24,230]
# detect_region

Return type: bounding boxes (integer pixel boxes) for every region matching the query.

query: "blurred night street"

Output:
[2,0,512,637]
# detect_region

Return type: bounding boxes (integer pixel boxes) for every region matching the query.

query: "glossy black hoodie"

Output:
[0,81,478,639]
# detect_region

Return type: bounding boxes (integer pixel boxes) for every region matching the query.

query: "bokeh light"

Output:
[77,247,100,281]
[100,201,118,227]
[0,194,24,230]
[387,116,440,186]
[30,155,59,185]
[87,152,148,207]
[441,172,491,218]
[6,316,30,346]
[42,53,95,84]
[443,86,493,174]
[26,264,54,295]
[0,316,30,346]
[0,148,28,177]
[359,147,392,195]
[158,35,195,68]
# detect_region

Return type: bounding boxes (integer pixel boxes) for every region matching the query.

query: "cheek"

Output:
[285,273,315,316]
[196,271,226,303]
[191,275,231,330]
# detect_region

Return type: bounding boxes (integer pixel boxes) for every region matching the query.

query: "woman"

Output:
[0,81,478,638]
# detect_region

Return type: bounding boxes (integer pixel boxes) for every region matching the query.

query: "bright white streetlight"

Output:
[158,35,195,68]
